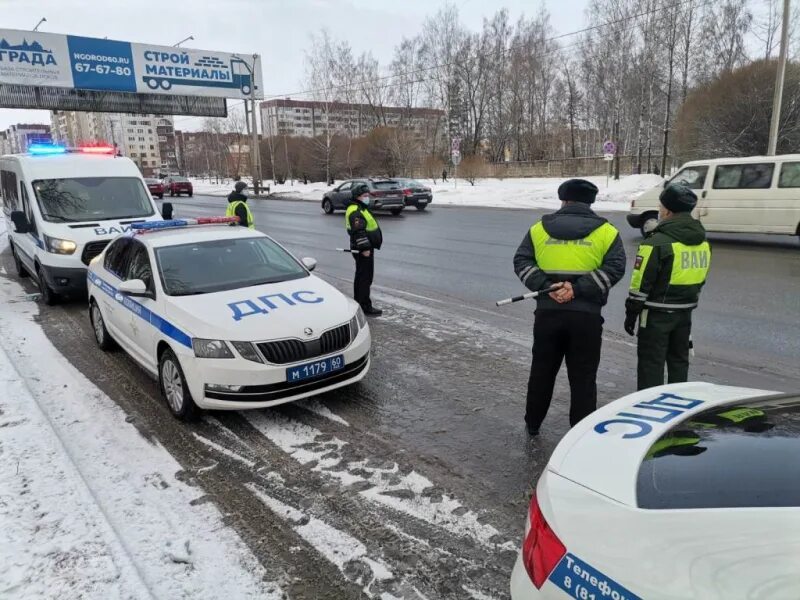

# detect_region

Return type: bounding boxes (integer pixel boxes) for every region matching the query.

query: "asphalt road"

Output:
[173,193,800,377]
[3,194,798,598]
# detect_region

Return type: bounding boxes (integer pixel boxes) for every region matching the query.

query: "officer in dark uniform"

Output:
[625,184,711,390]
[346,183,383,316]
[514,179,626,435]
[226,181,254,228]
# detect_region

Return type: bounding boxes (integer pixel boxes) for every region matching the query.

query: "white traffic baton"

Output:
[495,285,561,307]
[335,247,360,254]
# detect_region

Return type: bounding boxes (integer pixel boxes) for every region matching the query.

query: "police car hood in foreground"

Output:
[511,382,800,600]
[164,275,351,342]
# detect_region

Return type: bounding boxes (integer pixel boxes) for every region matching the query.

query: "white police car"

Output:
[87,217,371,420]
[511,382,800,600]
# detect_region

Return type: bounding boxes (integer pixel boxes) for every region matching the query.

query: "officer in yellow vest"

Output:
[226,181,255,229]
[346,183,383,316]
[625,184,711,390]
[514,179,626,435]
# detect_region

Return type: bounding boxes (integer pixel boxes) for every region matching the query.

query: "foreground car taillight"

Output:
[402,188,413,196]
[522,493,566,589]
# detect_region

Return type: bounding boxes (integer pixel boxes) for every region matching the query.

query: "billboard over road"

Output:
[0,29,263,100]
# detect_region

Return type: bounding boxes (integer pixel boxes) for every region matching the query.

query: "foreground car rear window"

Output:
[637,395,800,509]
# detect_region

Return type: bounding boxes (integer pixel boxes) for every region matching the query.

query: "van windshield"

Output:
[32,177,155,223]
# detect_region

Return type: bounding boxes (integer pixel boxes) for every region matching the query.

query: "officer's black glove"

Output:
[624,298,643,336]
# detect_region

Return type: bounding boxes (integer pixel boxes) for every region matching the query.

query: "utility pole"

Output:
[767,0,790,156]
[250,54,261,195]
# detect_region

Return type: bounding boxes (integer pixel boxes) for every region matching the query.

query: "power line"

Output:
[262,0,716,102]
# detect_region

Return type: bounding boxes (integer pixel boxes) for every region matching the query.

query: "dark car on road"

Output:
[163,175,193,197]
[395,178,433,211]
[322,179,405,215]
[145,178,164,199]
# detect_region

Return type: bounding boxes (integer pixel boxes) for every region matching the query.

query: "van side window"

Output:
[20,185,37,235]
[670,166,708,190]
[778,163,800,188]
[714,163,775,189]
[1,169,19,212]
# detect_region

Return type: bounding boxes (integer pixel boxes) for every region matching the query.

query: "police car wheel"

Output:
[36,266,58,306]
[11,244,28,278]
[90,301,116,351]
[159,349,200,421]
[322,199,334,214]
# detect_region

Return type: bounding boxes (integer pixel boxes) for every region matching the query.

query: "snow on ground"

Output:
[189,174,662,212]
[0,221,280,599]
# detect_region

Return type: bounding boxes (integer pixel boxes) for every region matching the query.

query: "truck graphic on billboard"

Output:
[141,52,253,95]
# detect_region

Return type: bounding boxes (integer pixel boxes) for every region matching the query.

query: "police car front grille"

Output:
[257,323,351,365]
[81,240,111,265]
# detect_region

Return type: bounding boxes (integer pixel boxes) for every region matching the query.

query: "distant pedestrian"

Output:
[226,181,254,229]
[513,179,626,435]
[346,183,383,316]
[625,184,711,390]
[442,169,448,182]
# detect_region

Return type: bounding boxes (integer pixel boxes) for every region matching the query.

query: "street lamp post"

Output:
[767,0,791,156]
[172,36,194,47]
[33,18,47,32]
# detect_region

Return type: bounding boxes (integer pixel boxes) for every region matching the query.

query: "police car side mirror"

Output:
[161,202,174,220]
[119,279,150,298]
[10,211,30,234]
[301,257,317,272]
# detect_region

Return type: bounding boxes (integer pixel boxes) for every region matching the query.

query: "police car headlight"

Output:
[192,338,234,359]
[231,341,263,363]
[44,234,77,255]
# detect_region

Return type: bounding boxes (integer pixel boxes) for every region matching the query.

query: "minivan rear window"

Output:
[779,162,800,188]
[713,163,774,189]
[637,395,800,509]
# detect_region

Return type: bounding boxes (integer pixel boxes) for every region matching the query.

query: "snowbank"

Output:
[189,174,663,212]
[0,226,280,599]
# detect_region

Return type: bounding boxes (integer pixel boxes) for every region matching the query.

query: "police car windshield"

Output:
[33,177,155,223]
[155,236,308,296]
[637,394,800,509]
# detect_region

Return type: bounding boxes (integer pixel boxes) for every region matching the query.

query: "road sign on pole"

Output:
[451,137,461,153]
[451,150,461,166]
[603,140,616,155]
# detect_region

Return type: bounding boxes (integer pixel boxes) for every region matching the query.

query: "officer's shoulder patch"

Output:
[634,255,644,270]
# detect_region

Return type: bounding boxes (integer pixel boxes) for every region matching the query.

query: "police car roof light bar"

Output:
[131,216,240,234]
[79,145,115,154]
[28,143,68,155]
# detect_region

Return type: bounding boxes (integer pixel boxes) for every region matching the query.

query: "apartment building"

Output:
[50,111,176,176]
[260,99,445,141]
[1,123,52,154]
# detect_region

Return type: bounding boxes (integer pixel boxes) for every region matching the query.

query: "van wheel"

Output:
[322,199,334,214]
[90,300,116,351]
[35,266,58,306]
[11,244,28,278]
[640,212,659,237]
[159,348,200,421]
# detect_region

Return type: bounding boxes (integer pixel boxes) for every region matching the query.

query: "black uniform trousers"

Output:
[526,310,603,429]
[353,252,374,310]
[637,309,692,390]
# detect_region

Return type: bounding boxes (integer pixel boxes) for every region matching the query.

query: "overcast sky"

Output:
[0,0,585,132]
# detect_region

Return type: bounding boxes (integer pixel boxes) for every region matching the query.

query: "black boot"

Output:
[363,305,383,316]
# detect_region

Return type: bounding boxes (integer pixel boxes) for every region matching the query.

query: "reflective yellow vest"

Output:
[630,241,711,309]
[226,200,254,229]
[345,204,379,231]
[529,221,619,276]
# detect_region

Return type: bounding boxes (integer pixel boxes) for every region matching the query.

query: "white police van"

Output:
[1,143,169,304]
[86,218,371,421]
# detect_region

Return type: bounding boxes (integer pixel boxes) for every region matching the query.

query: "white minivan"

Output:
[1,144,171,304]
[627,155,800,238]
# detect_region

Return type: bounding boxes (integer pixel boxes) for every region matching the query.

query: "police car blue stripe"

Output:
[88,271,193,349]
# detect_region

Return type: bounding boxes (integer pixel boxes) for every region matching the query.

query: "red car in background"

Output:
[145,178,164,199]
[163,175,193,197]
